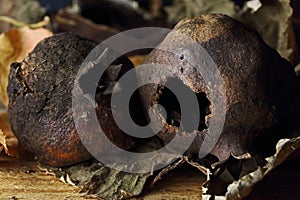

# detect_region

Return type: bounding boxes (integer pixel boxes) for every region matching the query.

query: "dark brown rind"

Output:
[139,14,297,161]
[7,32,134,167]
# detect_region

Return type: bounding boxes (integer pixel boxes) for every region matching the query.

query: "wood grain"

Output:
[0,156,84,200]
[0,154,299,199]
[0,156,204,199]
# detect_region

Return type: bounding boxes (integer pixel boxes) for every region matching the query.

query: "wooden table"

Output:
[0,153,299,200]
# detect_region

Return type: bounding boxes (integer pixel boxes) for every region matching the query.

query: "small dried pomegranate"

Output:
[139,14,297,161]
[7,33,134,167]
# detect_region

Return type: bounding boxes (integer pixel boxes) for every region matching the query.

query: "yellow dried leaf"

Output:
[0,112,19,157]
[0,130,5,153]
[0,128,19,157]
[129,55,147,67]
[0,34,14,108]
[0,129,8,153]
[0,27,53,107]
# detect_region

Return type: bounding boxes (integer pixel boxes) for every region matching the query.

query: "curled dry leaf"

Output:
[295,62,300,76]
[0,112,19,157]
[0,27,53,107]
[0,130,5,153]
[202,136,300,199]
[46,159,152,199]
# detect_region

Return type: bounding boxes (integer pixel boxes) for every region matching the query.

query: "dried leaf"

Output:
[0,130,5,153]
[245,0,262,13]
[295,62,300,76]
[165,0,236,25]
[46,139,183,199]
[239,0,296,63]
[0,34,13,107]
[0,112,19,157]
[202,136,300,199]
[0,0,46,32]
[48,160,152,200]
[0,16,50,29]
[0,27,53,107]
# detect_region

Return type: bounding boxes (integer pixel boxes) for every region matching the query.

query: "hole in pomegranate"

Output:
[156,78,211,133]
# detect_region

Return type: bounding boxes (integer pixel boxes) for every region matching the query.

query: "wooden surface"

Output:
[0,155,204,200]
[0,156,83,200]
[0,154,299,199]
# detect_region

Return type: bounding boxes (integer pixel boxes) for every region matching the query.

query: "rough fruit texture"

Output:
[7,32,134,167]
[139,14,297,161]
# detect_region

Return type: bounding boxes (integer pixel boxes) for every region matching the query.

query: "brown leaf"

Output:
[0,27,53,107]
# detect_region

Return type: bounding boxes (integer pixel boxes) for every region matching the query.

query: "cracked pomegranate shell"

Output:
[139,14,297,161]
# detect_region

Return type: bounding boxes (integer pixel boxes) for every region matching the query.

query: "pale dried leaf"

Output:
[0,34,13,107]
[295,62,300,76]
[0,112,19,157]
[48,160,152,199]
[0,0,46,32]
[0,16,50,29]
[239,0,296,62]
[165,0,236,25]
[0,27,53,107]
[245,0,262,13]
[0,129,19,157]
[202,136,300,199]
[0,130,7,153]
